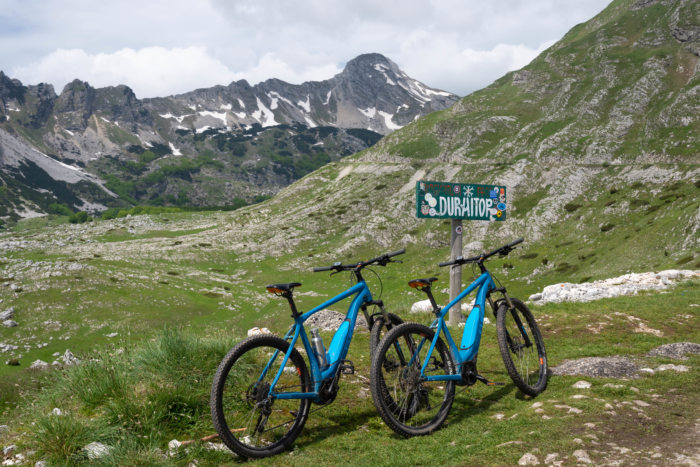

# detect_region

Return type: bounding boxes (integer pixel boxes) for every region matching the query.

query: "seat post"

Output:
[283,291,300,317]
[422,286,440,314]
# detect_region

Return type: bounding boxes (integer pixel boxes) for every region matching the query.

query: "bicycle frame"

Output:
[264,281,373,402]
[420,271,496,382]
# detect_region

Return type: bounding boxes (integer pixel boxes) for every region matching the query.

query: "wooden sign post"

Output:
[416,181,507,326]
[450,219,463,325]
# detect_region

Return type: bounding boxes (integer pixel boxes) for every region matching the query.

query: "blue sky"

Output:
[0,0,612,98]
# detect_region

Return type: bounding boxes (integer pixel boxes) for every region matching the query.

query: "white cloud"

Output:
[2,0,612,97]
[241,53,342,87]
[12,46,238,98]
[399,40,557,95]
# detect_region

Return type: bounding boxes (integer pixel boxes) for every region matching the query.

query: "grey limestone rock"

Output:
[0,307,14,320]
[551,356,639,378]
[647,342,700,360]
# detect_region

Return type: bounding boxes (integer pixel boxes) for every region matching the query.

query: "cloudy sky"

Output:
[1,0,611,98]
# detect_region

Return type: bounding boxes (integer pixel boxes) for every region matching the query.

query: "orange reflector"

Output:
[540,357,544,365]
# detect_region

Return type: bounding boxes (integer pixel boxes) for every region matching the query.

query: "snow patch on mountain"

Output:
[159,113,192,123]
[378,110,402,130]
[253,97,278,127]
[374,63,396,85]
[297,95,311,113]
[168,142,182,156]
[197,111,227,126]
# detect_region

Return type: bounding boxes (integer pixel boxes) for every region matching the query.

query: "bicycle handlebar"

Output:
[313,248,406,273]
[439,238,524,267]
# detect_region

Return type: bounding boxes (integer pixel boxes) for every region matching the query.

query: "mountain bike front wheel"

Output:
[370,322,455,437]
[496,298,548,396]
[210,334,311,458]
[369,312,403,353]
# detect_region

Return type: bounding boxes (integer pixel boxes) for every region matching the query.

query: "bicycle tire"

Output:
[369,312,404,353]
[496,298,548,396]
[370,322,455,437]
[210,334,311,458]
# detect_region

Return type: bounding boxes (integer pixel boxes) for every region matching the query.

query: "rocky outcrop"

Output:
[529,270,699,304]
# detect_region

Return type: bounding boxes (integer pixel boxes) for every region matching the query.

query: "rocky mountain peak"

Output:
[341,53,398,74]
[56,79,96,121]
[0,71,28,108]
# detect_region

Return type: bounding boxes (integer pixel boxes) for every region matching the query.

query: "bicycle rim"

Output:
[211,336,310,458]
[371,323,455,437]
[497,299,547,395]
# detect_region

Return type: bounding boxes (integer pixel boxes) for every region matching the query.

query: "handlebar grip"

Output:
[438,260,454,267]
[313,266,333,272]
[386,248,406,258]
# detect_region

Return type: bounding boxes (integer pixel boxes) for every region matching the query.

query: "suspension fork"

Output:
[363,299,388,330]
[490,288,532,349]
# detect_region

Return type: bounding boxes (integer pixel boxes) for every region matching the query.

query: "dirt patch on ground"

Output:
[572,391,700,465]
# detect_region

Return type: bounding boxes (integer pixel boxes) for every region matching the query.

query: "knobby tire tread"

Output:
[210,334,311,458]
[496,298,548,396]
[370,322,455,437]
[369,312,404,353]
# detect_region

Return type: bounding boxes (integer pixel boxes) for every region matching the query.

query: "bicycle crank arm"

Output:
[476,374,505,386]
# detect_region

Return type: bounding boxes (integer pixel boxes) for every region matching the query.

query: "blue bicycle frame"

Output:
[420,271,496,382]
[264,281,373,402]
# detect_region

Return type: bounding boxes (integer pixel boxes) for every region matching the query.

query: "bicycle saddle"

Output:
[408,278,438,288]
[266,282,302,294]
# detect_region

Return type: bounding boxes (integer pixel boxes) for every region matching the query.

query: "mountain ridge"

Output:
[0,53,459,222]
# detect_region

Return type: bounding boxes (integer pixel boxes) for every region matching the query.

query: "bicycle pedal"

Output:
[476,374,505,386]
[340,360,355,375]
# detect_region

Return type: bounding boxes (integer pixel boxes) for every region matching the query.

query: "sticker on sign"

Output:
[416,181,507,221]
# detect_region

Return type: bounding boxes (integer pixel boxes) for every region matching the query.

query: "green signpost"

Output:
[415,180,508,325]
[416,181,507,221]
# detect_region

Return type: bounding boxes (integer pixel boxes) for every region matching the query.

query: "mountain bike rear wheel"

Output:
[210,334,311,458]
[370,322,455,437]
[496,298,548,396]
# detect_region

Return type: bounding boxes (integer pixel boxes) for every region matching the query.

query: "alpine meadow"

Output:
[0,0,699,465]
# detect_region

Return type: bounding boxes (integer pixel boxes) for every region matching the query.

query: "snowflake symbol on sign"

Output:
[464,186,474,197]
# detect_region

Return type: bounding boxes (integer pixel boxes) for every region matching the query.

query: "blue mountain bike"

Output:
[369,239,547,437]
[210,249,405,458]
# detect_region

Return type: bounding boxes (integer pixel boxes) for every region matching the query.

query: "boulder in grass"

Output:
[551,356,638,378]
[0,307,14,320]
[84,442,112,460]
[29,360,49,370]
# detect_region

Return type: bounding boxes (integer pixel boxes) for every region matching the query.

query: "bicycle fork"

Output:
[489,289,533,353]
[363,300,389,331]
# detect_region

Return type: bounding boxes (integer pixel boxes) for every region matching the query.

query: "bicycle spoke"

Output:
[211,335,310,458]
[497,299,547,396]
[370,323,455,437]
